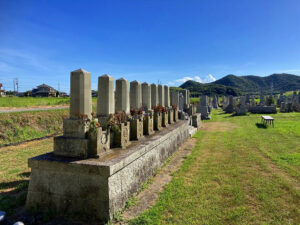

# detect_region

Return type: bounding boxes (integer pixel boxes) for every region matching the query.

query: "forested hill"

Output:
[178,80,242,96]
[212,73,300,94]
[178,73,300,96]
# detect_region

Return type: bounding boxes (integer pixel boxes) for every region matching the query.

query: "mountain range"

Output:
[179,73,300,96]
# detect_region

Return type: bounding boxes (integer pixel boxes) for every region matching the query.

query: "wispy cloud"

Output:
[169,74,216,86]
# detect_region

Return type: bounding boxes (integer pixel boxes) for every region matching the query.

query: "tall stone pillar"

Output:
[54,68,93,158]
[151,84,158,107]
[115,78,130,114]
[158,85,165,106]
[171,92,179,106]
[130,80,142,109]
[164,85,170,107]
[70,69,92,119]
[97,74,115,128]
[181,89,188,109]
[142,82,151,111]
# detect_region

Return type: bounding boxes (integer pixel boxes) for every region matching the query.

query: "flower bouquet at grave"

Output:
[107,111,130,149]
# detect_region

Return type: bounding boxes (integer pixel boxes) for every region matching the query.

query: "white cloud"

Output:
[171,74,217,86]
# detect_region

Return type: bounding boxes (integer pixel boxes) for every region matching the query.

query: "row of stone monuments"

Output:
[278,91,300,113]
[25,69,201,222]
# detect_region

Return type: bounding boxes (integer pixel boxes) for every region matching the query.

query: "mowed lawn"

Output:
[131,110,300,225]
[0,110,299,224]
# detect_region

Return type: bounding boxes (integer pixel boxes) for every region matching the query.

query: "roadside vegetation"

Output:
[0,109,68,146]
[0,97,97,108]
[0,97,70,108]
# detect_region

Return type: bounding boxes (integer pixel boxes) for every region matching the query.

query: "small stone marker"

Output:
[115,78,130,114]
[158,85,165,106]
[142,82,151,111]
[151,84,159,107]
[130,80,142,109]
[181,89,188,109]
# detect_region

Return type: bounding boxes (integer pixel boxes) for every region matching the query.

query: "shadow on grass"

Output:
[255,123,267,129]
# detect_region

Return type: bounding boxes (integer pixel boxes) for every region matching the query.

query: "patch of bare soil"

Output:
[119,137,198,223]
[201,122,238,132]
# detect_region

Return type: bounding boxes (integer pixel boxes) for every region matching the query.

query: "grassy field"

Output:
[0,110,299,224]
[0,97,70,108]
[0,109,68,146]
[131,111,300,224]
[0,97,98,108]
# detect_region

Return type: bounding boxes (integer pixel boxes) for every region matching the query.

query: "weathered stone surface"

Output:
[151,84,158,108]
[115,78,130,114]
[130,117,143,140]
[164,85,170,107]
[168,109,174,124]
[97,74,115,117]
[196,106,211,120]
[143,114,154,135]
[158,85,165,106]
[173,108,178,122]
[110,123,130,149]
[142,82,151,111]
[130,81,142,110]
[54,136,89,158]
[62,119,89,139]
[248,105,277,114]
[171,92,179,107]
[192,113,202,130]
[26,120,195,222]
[181,89,188,109]
[153,112,162,131]
[162,112,169,127]
[70,69,92,119]
[224,95,235,113]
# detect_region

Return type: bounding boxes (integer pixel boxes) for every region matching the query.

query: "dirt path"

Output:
[0,105,69,113]
[119,137,198,223]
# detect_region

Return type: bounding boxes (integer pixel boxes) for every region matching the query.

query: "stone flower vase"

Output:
[130,115,143,140]
[111,122,130,149]
[168,108,174,124]
[143,112,154,135]
[88,127,106,158]
[153,111,162,131]
[162,112,169,127]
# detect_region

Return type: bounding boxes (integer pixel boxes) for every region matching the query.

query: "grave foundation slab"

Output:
[26,120,195,222]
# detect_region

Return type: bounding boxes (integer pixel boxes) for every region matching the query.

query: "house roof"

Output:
[36,83,56,91]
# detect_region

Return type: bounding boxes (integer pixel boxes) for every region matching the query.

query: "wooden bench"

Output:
[261,115,274,127]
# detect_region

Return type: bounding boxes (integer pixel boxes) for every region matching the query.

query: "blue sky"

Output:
[0,0,300,93]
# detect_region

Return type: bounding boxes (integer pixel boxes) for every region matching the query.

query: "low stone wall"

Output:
[26,120,197,221]
[248,106,277,114]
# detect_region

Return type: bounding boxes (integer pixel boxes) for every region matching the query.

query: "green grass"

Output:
[0,97,70,107]
[190,97,200,104]
[0,138,53,215]
[131,110,300,224]
[1,110,300,224]
[0,109,68,146]
[0,97,98,108]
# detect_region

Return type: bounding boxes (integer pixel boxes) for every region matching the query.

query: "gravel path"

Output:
[0,106,69,113]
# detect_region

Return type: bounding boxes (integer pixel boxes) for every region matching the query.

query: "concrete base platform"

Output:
[26,120,197,222]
